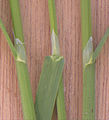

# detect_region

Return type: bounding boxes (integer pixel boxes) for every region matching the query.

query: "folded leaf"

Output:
[35,55,64,120]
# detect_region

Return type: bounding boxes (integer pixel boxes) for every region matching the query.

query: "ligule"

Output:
[35,55,64,120]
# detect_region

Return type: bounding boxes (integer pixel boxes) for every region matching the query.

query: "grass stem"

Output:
[81,0,95,119]
[81,0,109,119]
[9,0,36,119]
[48,0,66,120]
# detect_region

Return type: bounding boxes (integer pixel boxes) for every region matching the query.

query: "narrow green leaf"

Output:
[35,56,64,120]
[93,28,109,62]
[0,20,17,59]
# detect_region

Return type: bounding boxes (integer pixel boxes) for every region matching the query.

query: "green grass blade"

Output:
[35,56,64,120]
[9,0,36,119]
[93,28,109,62]
[48,0,66,119]
[0,20,17,59]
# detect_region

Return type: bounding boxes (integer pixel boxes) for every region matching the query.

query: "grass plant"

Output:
[81,0,109,119]
[35,0,66,120]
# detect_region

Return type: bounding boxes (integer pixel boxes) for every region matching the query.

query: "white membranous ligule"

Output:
[83,36,93,68]
[15,38,26,63]
[51,30,60,55]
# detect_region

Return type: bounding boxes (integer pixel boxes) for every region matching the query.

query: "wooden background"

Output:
[0,0,109,120]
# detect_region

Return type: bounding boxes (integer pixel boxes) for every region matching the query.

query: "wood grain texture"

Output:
[92,0,109,120]
[0,0,109,120]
